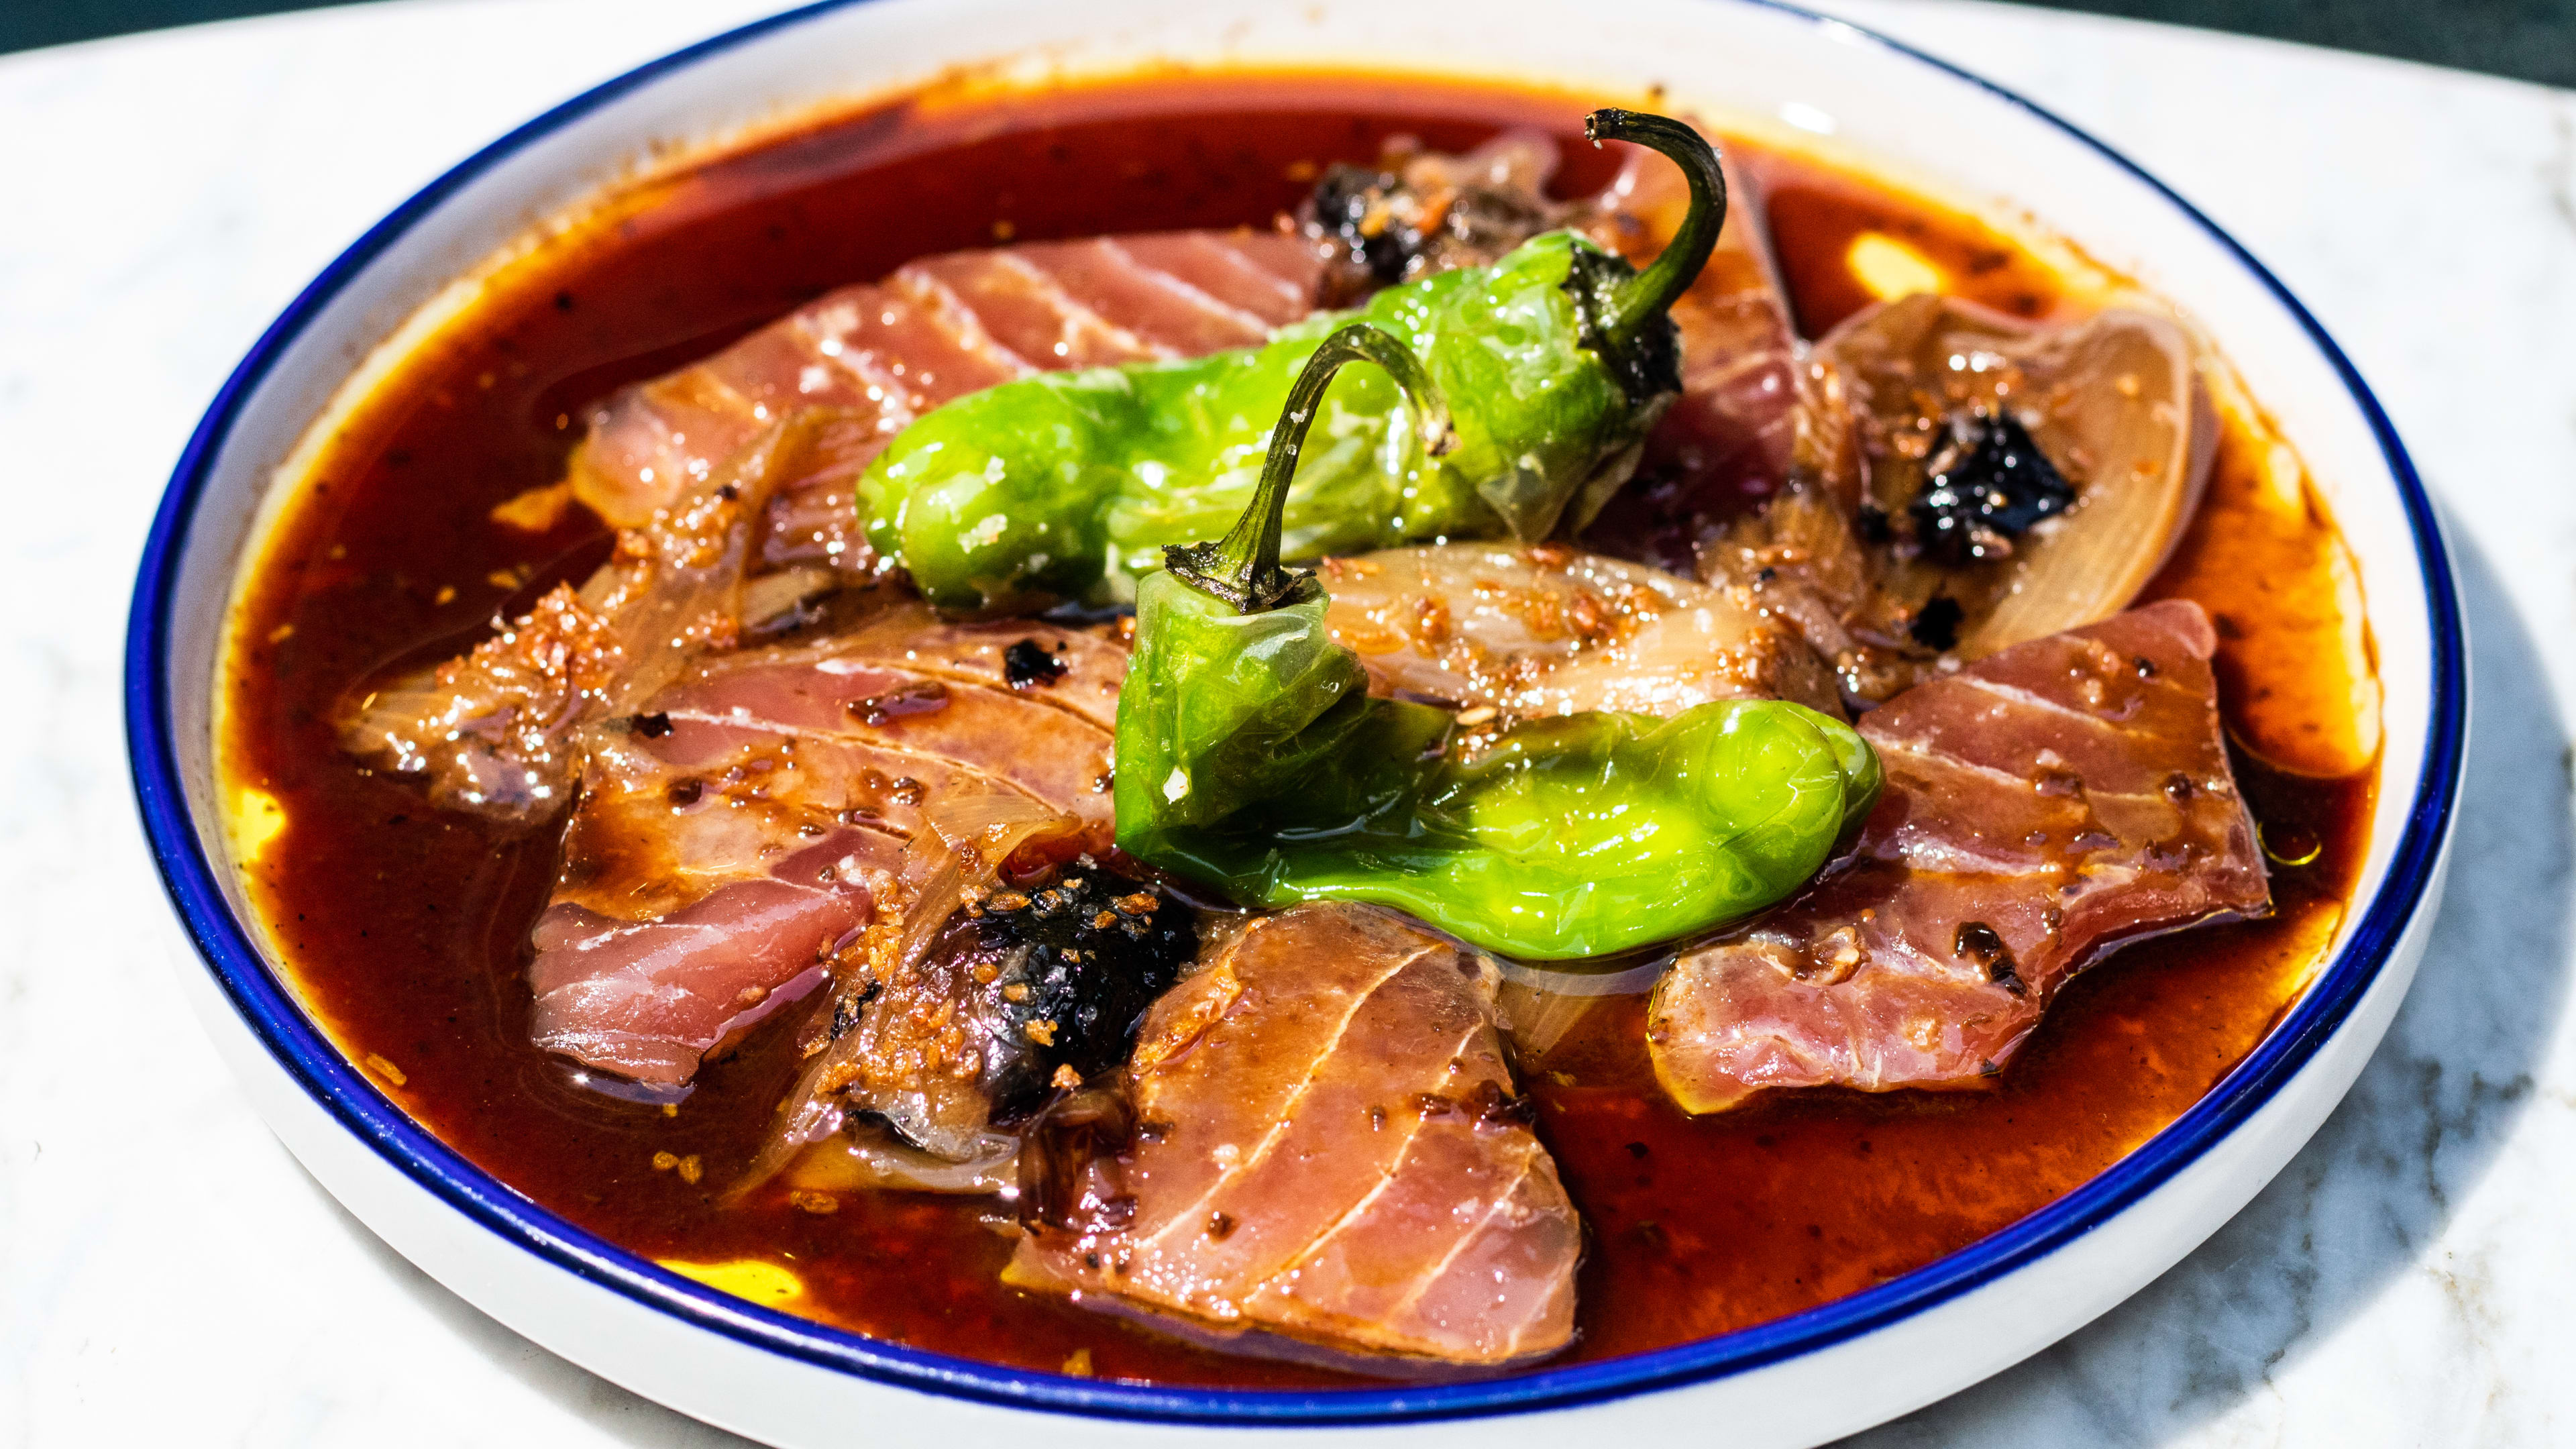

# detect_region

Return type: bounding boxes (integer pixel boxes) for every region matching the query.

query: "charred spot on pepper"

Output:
[1563,242,1684,407]
[631,711,674,738]
[1909,409,2075,567]
[1003,638,1067,688]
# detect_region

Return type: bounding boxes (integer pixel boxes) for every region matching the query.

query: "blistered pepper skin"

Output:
[861,110,1724,616]
[862,233,1653,614]
[1095,117,1879,959]
[1116,568,1880,960]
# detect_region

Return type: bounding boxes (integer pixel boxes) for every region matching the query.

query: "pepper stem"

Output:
[1585,109,1728,339]
[1164,322,1453,614]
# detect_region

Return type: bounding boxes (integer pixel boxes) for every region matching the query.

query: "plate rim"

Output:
[121,0,2467,1426]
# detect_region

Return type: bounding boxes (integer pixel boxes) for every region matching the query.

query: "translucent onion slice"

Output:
[731,791,1083,1197]
[784,1121,1020,1197]
[1494,953,1672,1067]
[1818,293,2215,657]
[894,791,1081,973]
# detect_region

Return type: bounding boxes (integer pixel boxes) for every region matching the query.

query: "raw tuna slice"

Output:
[1648,600,2269,1112]
[563,231,1326,571]
[1008,902,1580,1368]
[527,607,1127,1085]
[340,411,832,827]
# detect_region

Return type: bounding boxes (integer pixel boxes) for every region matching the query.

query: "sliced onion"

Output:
[1493,953,1674,1067]
[895,792,1085,971]
[784,1121,1020,1197]
[729,790,1084,1199]
[738,564,838,634]
[1818,293,2215,656]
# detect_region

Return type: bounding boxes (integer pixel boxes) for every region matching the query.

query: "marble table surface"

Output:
[3,0,2571,1443]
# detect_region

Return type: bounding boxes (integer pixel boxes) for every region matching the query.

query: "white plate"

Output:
[124,1,2465,1443]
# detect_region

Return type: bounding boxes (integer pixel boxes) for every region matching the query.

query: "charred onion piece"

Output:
[1910,409,2075,566]
[969,858,1197,1120]
[735,792,1185,1188]
[1817,292,2214,657]
[1299,129,1561,301]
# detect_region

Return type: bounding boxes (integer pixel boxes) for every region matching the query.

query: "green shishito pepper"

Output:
[1114,324,1883,961]
[859,110,1721,614]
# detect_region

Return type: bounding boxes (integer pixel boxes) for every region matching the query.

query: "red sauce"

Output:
[221,70,2375,1387]
[1759,165,2072,336]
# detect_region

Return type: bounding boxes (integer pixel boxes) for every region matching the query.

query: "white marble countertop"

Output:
[2,0,2570,1443]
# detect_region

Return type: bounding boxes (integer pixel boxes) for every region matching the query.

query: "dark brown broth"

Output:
[221,70,2374,1387]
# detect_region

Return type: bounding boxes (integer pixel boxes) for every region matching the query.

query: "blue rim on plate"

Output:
[125,0,2465,1426]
